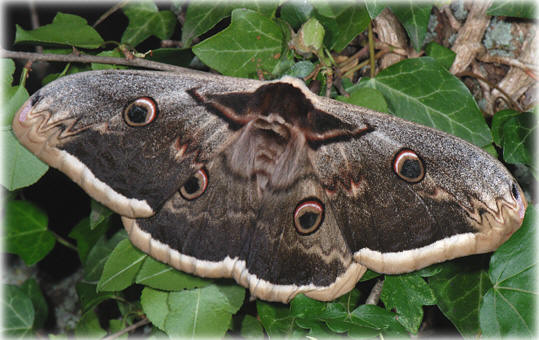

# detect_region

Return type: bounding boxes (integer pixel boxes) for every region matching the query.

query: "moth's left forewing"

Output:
[12,70,263,218]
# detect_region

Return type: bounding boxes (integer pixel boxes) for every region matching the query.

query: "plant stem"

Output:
[1,49,194,73]
[50,230,78,252]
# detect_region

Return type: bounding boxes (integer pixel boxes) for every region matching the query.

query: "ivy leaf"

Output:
[425,42,456,70]
[487,0,536,19]
[491,109,520,146]
[479,206,536,337]
[2,62,48,191]
[337,87,388,113]
[97,238,146,292]
[3,200,55,265]
[365,1,387,19]
[358,57,492,147]
[380,273,436,333]
[75,310,106,338]
[241,314,264,339]
[3,126,49,191]
[2,285,35,337]
[20,279,48,330]
[193,9,283,78]
[135,256,210,291]
[82,229,125,282]
[349,304,408,337]
[15,13,103,48]
[89,199,113,230]
[313,3,370,52]
[121,2,176,47]
[141,285,245,338]
[429,260,492,337]
[389,2,432,51]
[281,0,314,30]
[181,3,234,47]
[500,112,535,166]
[68,215,111,263]
[76,282,117,314]
[257,301,305,337]
[91,50,128,70]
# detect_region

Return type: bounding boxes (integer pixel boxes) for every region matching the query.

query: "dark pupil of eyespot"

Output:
[128,105,148,123]
[401,159,421,178]
[184,176,200,194]
[299,212,318,229]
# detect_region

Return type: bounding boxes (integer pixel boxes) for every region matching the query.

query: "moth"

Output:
[13,70,527,303]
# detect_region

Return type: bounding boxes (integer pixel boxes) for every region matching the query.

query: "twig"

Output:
[93,0,129,27]
[49,230,78,252]
[478,53,538,80]
[368,21,376,78]
[457,71,523,111]
[29,1,43,54]
[1,49,194,73]
[102,317,150,340]
[441,5,462,31]
[366,279,384,305]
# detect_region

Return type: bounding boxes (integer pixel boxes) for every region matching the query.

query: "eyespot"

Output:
[293,198,324,235]
[179,169,208,200]
[393,149,425,183]
[123,97,158,127]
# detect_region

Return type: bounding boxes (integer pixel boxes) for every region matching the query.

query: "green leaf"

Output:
[491,109,520,146]
[313,3,370,52]
[283,61,315,78]
[135,256,210,291]
[500,112,535,166]
[240,314,264,339]
[257,301,304,337]
[2,285,35,337]
[2,58,15,86]
[142,285,245,338]
[193,9,283,78]
[140,287,169,330]
[337,87,388,113]
[349,304,408,337]
[181,3,234,47]
[91,50,129,70]
[365,1,387,19]
[290,294,327,319]
[2,77,29,126]
[381,273,436,333]
[429,261,492,337]
[479,206,536,337]
[75,310,106,338]
[3,200,55,265]
[358,57,492,147]
[487,0,536,19]
[389,2,432,51]
[68,215,110,263]
[76,282,117,314]
[20,279,48,329]
[281,0,314,30]
[82,229,125,282]
[1,67,48,190]
[121,2,177,47]
[89,199,113,229]
[97,238,146,292]
[146,48,195,67]
[2,126,49,191]
[425,42,456,70]
[15,13,104,48]
[359,269,382,281]
[292,18,325,54]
